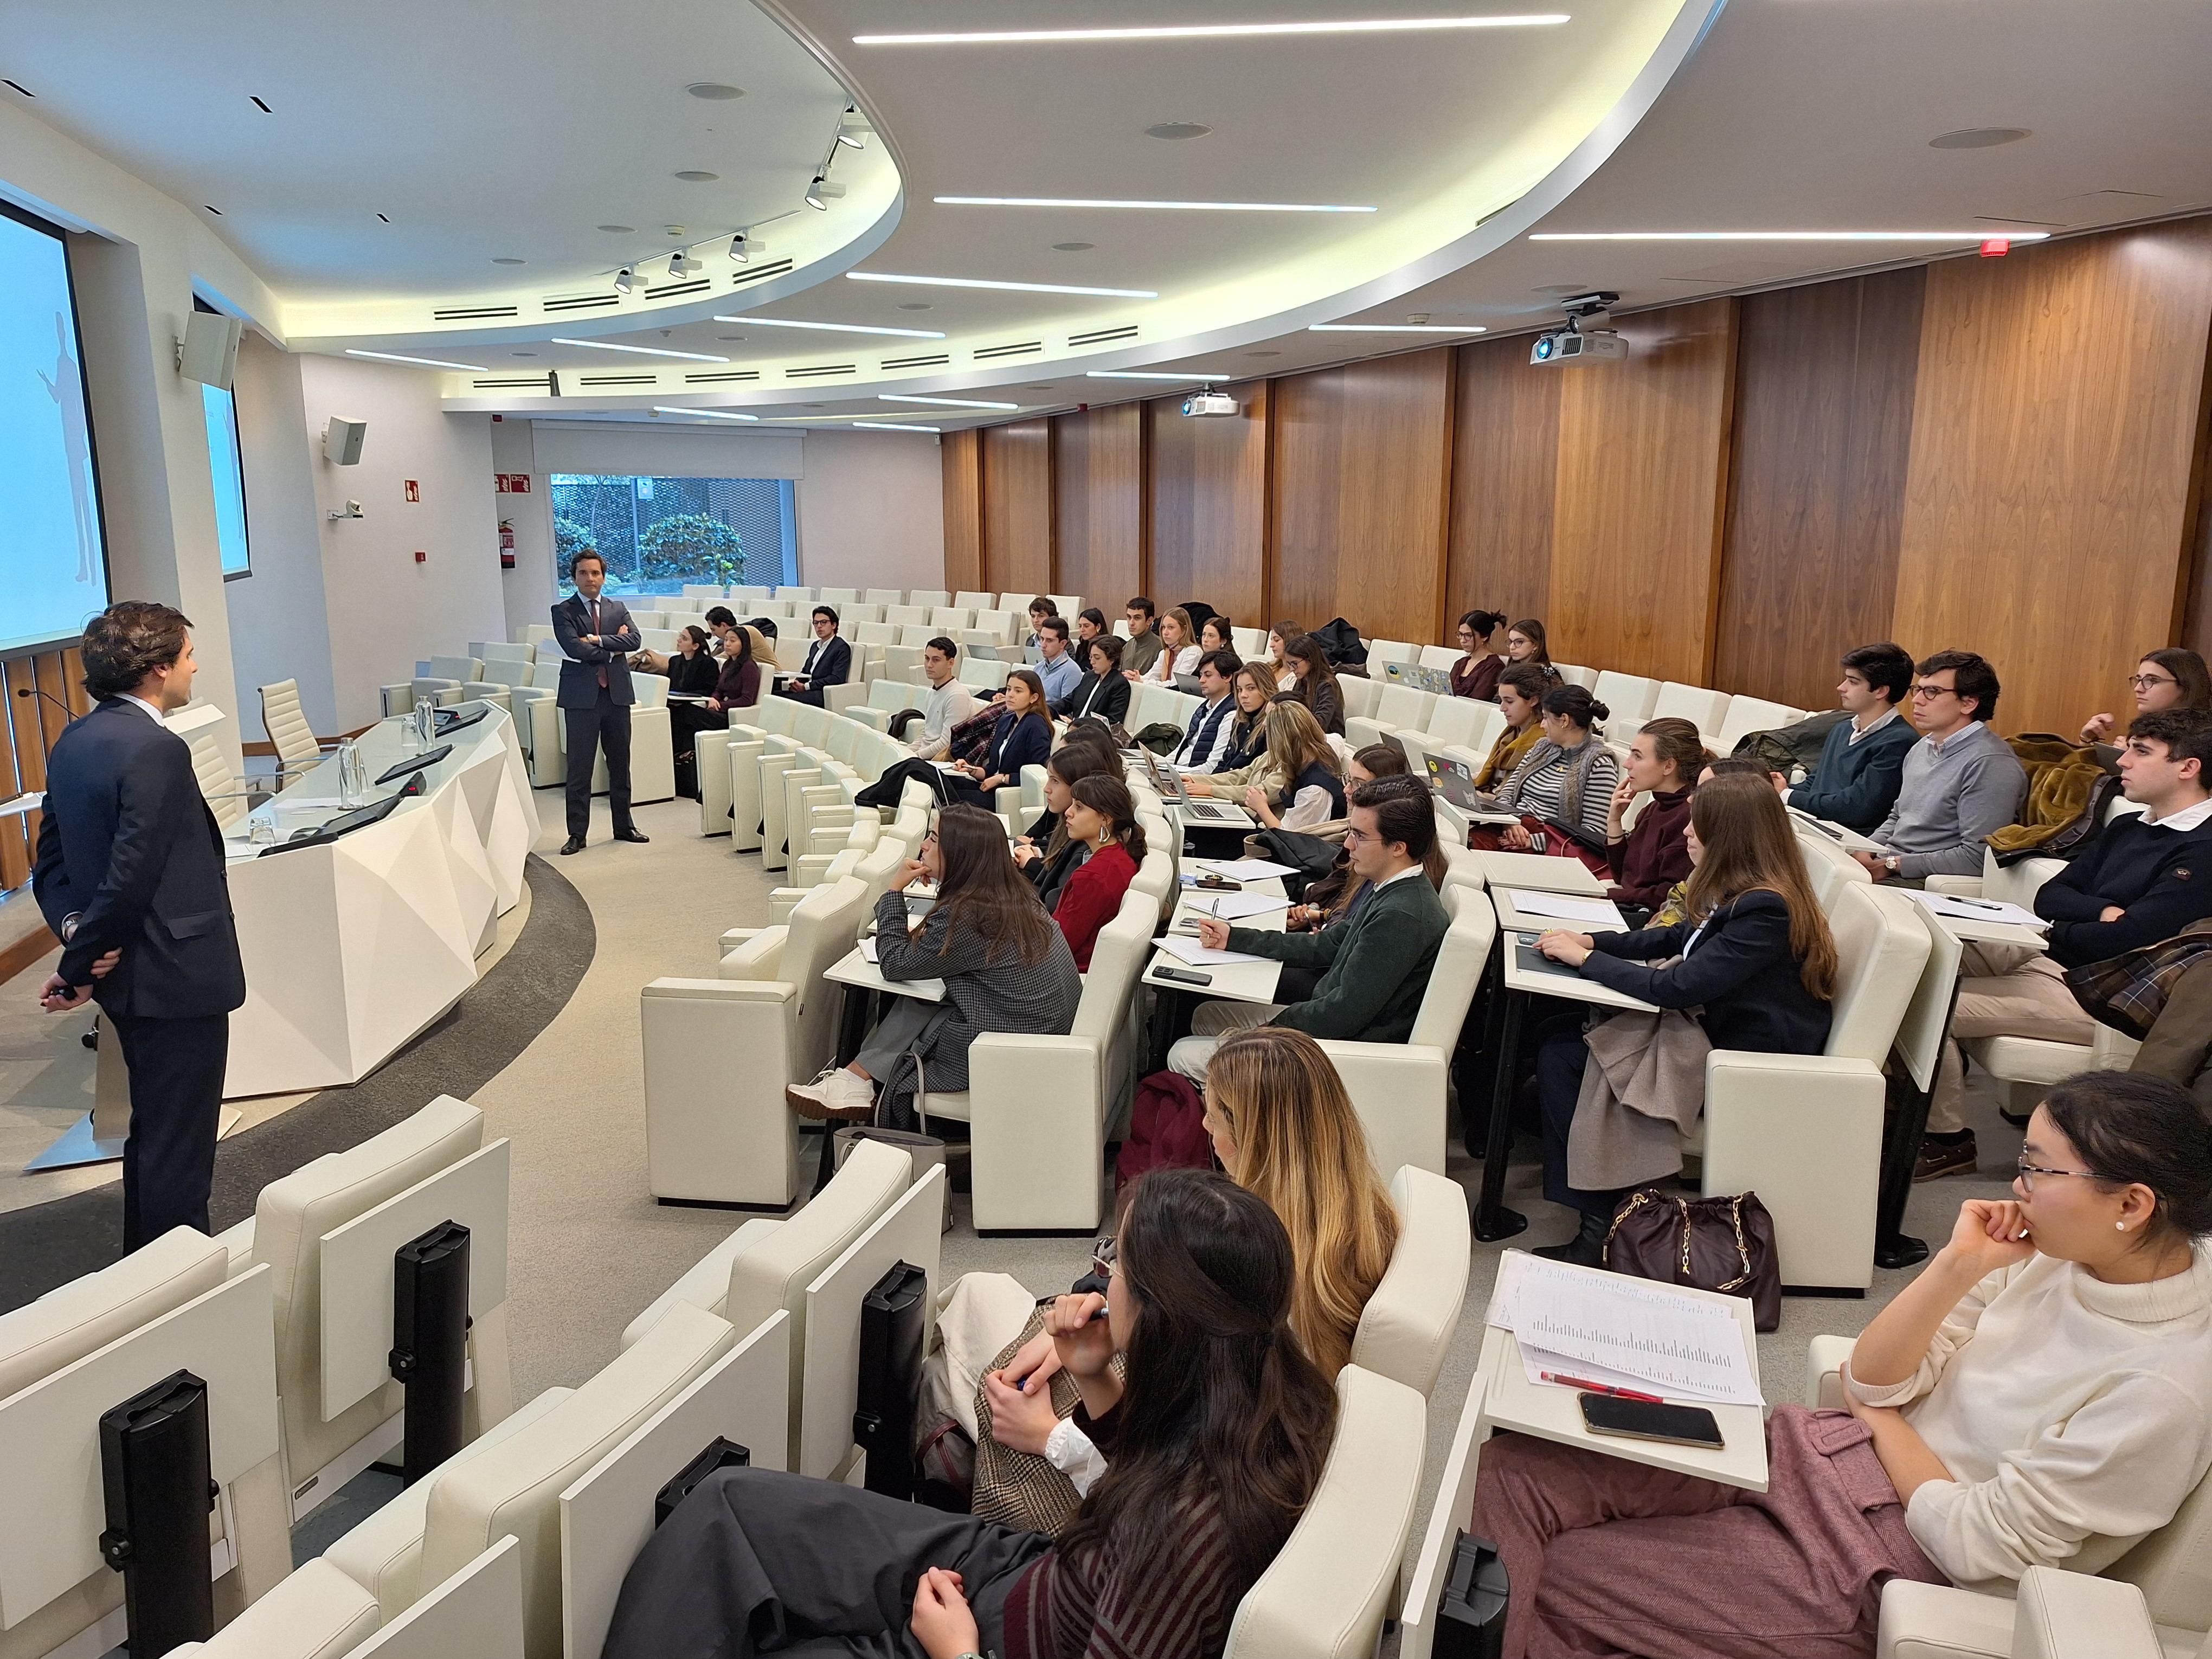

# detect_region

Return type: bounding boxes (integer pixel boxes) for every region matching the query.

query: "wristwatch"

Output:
[1883,855,1902,876]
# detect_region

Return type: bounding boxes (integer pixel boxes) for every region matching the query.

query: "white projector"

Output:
[1180,391,1238,417]
[1529,327,1628,368]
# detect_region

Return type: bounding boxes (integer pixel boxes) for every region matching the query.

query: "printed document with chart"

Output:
[1488,1253,1763,1405]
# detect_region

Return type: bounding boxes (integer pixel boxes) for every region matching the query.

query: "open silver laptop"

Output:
[1383,660,1456,696]
[1139,745,1256,827]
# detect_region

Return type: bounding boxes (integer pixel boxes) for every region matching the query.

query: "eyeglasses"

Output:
[1910,681,1958,701]
[1342,825,1370,847]
[2130,674,2178,691]
[2016,1154,2117,1191]
[1089,1236,1117,1282]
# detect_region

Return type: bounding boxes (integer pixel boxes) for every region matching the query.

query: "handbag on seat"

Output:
[1603,1186,1782,1331]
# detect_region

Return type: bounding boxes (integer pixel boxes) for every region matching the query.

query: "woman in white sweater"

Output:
[1471,1069,2212,1659]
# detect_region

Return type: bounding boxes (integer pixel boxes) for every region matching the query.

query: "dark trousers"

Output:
[776,684,829,708]
[601,1466,1049,1659]
[564,689,634,839]
[1534,1011,1623,1223]
[857,757,988,812]
[109,1010,229,1251]
[2133,955,2212,1119]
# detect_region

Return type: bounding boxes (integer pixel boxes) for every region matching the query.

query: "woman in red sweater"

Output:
[1051,774,1147,970]
[1603,717,1707,922]
[599,1169,1337,1659]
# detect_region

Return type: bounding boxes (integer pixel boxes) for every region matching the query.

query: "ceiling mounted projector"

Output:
[1530,290,1626,368]
[1180,390,1237,417]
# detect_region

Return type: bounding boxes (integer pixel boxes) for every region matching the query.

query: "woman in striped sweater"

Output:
[1479,681,1618,851]
[600,1169,1338,1659]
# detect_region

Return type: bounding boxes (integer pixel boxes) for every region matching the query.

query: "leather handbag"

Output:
[1603,1186,1782,1332]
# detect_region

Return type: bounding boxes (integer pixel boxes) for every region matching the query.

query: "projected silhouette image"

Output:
[36,313,98,584]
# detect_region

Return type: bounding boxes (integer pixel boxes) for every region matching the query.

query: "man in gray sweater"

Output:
[1854,650,2028,884]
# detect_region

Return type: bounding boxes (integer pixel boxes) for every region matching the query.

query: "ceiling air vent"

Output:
[434,304,520,321]
[1068,323,1137,347]
[880,352,950,370]
[543,292,622,313]
[578,372,658,387]
[974,339,1042,361]
[471,376,554,389]
[786,363,857,379]
[643,276,712,300]
[729,259,796,289]
[684,369,761,384]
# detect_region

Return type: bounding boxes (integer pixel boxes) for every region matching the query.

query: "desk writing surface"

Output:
[1499,930,1661,1012]
[1491,887,1629,935]
[1472,850,1605,896]
[825,947,946,1002]
[1143,949,1283,1005]
[1789,807,1880,853]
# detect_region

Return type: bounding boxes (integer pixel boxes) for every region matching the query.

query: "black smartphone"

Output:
[1192,875,1240,891]
[1154,966,1213,986]
[1577,1394,1725,1449]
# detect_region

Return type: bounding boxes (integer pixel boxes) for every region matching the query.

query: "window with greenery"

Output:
[549,474,795,596]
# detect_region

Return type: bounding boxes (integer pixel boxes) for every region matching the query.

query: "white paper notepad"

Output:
[1907,891,2049,930]
[1489,1253,1761,1406]
[1503,889,1624,928]
[1156,934,1270,969]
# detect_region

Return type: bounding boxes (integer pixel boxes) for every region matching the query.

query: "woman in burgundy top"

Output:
[1603,716,1707,921]
[599,1171,1336,1659]
[1051,774,1147,971]
[1450,609,1508,701]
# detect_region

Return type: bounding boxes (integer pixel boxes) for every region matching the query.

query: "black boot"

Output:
[1533,1210,1609,1267]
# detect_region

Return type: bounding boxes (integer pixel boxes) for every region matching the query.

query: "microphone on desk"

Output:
[15,684,80,724]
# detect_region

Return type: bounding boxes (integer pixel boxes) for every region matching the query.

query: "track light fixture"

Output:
[668,252,702,278]
[836,105,871,149]
[614,266,634,294]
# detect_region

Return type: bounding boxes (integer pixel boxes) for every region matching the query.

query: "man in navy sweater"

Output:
[1786,642,1919,832]
[1920,709,2212,1178]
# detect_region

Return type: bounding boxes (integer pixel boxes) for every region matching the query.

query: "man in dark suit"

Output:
[775,605,851,708]
[35,601,247,1251]
[552,549,649,855]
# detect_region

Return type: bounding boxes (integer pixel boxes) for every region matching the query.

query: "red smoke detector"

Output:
[1979,237,2011,258]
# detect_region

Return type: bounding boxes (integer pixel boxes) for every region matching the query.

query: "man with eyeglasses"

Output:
[1917,709,2212,1179]
[1853,649,2027,886]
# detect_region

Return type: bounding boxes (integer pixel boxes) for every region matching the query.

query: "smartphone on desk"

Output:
[1191,875,1240,892]
[1578,1394,1725,1450]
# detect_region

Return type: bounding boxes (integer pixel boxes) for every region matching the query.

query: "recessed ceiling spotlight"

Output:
[713,314,947,338]
[686,82,745,99]
[1145,121,1213,140]
[614,267,635,294]
[848,271,1159,298]
[345,349,488,371]
[1053,242,1096,252]
[599,223,636,234]
[881,394,1021,410]
[1309,321,1487,333]
[1085,369,1233,381]
[858,15,1568,44]
[674,170,719,183]
[651,404,758,421]
[492,256,526,266]
[854,421,941,433]
[1929,127,2030,150]
[940,195,1374,213]
[898,303,933,311]
[550,337,731,361]
[1529,229,2052,242]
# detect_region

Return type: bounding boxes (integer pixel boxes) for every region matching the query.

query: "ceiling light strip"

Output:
[715,314,948,338]
[345,349,489,371]
[937,196,1373,213]
[1085,370,1234,381]
[1308,323,1488,333]
[848,272,1159,298]
[1528,230,2054,242]
[549,337,730,361]
[651,406,759,421]
[880,394,1021,410]
[853,421,942,433]
[858,15,1568,45]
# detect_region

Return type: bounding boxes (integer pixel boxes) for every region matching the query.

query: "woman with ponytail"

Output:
[602,1169,1338,1659]
[1603,716,1708,921]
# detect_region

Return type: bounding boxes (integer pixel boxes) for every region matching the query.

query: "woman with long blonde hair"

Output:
[1240,699,1346,832]
[1201,1026,1400,1378]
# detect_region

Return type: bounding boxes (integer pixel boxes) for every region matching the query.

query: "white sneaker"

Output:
[785,1066,877,1122]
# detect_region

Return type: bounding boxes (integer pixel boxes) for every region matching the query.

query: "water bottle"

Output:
[337,738,368,808]
[413,699,436,751]
[248,806,278,847]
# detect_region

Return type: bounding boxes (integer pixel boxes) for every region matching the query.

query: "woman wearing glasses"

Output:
[1469,1069,2212,1659]
[2080,647,2212,748]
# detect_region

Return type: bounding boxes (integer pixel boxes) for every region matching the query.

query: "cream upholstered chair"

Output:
[1797,825,1875,908]
[0,1230,291,1659]
[1345,683,1435,751]
[207,1096,512,1521]
[260,678,337,779]
[921,886,1156,1232]
[640,876,869,1208]
[1321,885,1497,1183]
[1348,1166,1471,1398]
[1714,695,1805,753]
[1400,696,1502,777]
[1591,670,1661,726]
[1699,883,1930,1290]
[1805,1337,2212,1659]
[1222,1366,1428,1659]
[1418,643,1464,671]
[1367,639,1417,668]
[1653,681,1732,742]
[620,1139,911,1467]
[190,731,255,830]
[1339,675,1383,722]
[323,1303,733,1656]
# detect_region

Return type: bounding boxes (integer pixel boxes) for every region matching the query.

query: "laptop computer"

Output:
[1423,752,1519,824]
[1139,745,1255,827]
[1384,660,1457,696]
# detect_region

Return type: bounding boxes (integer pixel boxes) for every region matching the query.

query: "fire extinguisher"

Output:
[499,518,516,570]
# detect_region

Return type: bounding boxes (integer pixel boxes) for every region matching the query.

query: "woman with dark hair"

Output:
[1050,774,1149,969]
[1266,621,1303,692]
[1505,618,1551,668]
[787,803,1080,1124]
[1474,662,1552,790]
[1015,735,1124,913]
[601,1169,1338,1659]
[1199,614,1237,658]
[657,625,728,798]
[1602,716,1708,920]
[1472,1070,2212,1659]
[1285,744,1414,937]
[1452,609,1509,701]
[1528,773,1837,1263]
[2080,646,2212,747]
[940,668,1054,807]
[1283,634,1345,736]
[1478,682,1618,852]
[1060,632,1131,727]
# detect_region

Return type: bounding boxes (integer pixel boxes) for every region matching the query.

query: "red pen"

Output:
[1541,1371,1664,1404]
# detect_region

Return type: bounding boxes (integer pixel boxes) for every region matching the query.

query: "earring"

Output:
[2118,1221,2129,1231]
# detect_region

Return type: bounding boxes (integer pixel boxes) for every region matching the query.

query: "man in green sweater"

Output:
[1169,774,1452,1078]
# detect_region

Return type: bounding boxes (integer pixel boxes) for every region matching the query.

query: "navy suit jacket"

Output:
[552,594,639,709]
[33,698,247,1019]
[791,633,852,689]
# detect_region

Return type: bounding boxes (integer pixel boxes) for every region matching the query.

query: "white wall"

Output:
[297,355,503,728]
[223,330,337,738]
[491,417,554,642]
[793,429,944,592]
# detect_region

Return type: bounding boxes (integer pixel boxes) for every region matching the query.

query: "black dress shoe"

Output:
[1532,1212,1610,1267]
[614,827,651,844]
[560,837,586,855]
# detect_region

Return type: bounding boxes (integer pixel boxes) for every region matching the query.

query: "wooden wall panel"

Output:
[1,646,89,896]
[1549,298,1738,685]
[1894,221,2212,736]
[1446,336,1560,634]
[1052,404,1143,612]
[981,419,1053,598]
[1714,268,1925,708]
[1148,382,1271,626]
[1269,349,1455,647]
[940,429,983,596]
